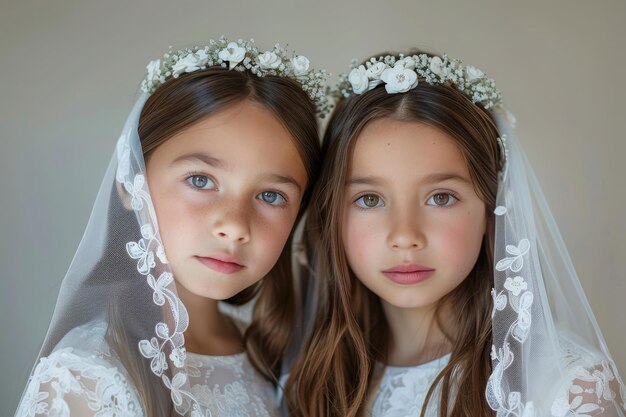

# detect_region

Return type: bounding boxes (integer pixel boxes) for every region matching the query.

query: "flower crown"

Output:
[141,37,331,117]
[337,53,502,109]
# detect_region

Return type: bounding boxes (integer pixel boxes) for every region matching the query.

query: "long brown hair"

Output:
[107,67,321,416]
[286,54,503,417]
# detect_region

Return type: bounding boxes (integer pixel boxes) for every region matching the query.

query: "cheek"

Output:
[435,214,486,270]
[251,211,297,265]
[343,213,380,266]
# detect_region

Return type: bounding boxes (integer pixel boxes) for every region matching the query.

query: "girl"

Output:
[15,37,327,417]
[286,51,626,417]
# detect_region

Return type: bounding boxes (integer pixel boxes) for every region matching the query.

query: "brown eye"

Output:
[427,193,458,207]
[434,194,449,205]
[356,194,383,208]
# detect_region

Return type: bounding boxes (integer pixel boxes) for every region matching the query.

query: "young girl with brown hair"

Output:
[286,51,626,417]
[14,37,328,417]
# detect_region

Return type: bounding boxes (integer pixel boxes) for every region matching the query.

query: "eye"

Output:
[186,175,215,190]
[426,193,458,207]
[355,194,384,209]
[257,191,286,206]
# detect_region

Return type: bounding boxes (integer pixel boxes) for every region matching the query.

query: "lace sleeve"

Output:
[550,340,626,417]
[15,347,143,417]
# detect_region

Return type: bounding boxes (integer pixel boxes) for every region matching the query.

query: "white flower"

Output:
[194,49,209,67]
[145,59,161,84]
[218,42,246,69]
[504,276,528,296]
[494,206,507,216]
[348,65,370,94]
[258,51,282,69]
[396,56,416,70]
[466,65,484,82]
[169,347,186,368]
[292,55,310,75]
[366,62,387,79]
[495,238,530,272]
[380,65,418,94]
[429,56,449,78]
[171,53,197,76]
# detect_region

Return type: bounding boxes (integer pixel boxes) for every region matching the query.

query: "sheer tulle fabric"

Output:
[15,93,278,417]
[486,109,626,417]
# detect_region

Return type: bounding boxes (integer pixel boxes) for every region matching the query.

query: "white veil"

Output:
[15,92,203,416]
[14,37,331,417]
[486,109,626,417]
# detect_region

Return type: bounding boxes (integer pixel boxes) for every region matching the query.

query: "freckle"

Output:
[386,142,391,146]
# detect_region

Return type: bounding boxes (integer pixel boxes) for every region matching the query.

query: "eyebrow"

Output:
[346,176,383,186]
[346,172,471,187]
[259,174,303,194]
[170,152,226,168]
[421,173,472,185]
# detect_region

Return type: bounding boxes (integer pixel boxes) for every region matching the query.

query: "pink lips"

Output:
[196,255,244,274]
[382,264,435,285]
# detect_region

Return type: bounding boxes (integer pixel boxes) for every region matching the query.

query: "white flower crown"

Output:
[337,53,502,109]
[141,37,331,117]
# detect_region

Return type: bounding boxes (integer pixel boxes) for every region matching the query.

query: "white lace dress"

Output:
[368,354,450,417]
[15,320,279,417]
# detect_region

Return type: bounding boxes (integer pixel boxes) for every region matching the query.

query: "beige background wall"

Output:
[1,0,624,414]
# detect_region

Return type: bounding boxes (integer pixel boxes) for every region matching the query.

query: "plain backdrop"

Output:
[1,0,625,415]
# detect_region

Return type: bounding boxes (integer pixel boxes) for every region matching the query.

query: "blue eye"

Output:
[355,194,384,209]
[426,193,458,207]
[257,191,286,206]
[186,175,215,190]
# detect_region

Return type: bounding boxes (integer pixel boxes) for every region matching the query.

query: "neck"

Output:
[382,300,454,366]
[175,282,244,356]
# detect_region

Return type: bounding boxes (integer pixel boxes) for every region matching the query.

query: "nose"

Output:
[387,208,425,250]
[211,202,251,244]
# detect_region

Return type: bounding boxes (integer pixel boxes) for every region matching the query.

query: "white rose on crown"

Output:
[429,56,449,78]
[218,42,246,69]
[258,51,282,69]
[380,65,418,94]
[171,53,198,76]
[145,59,161,84]
[348,65,369,94]
[292,55,310,75]
[366,62,386,79]
[396,56,416,70]
[466,66,484,82]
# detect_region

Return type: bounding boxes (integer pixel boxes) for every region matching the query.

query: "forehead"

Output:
[149,100,307,180]
[350,118,468,179]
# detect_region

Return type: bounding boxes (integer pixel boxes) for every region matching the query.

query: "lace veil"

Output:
[14,35,334,417]
[486,109,626,417]
[13,90,208,416]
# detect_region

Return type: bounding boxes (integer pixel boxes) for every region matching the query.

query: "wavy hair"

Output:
[287,53,502,417]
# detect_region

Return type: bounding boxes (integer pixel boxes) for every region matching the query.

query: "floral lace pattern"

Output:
[551,339,626,417]
[186,352,278,417]
[15,321,279,417]
[15,322,142,417]
[487,199,626,417]
[114,103,280,416]
[368,354,450,417]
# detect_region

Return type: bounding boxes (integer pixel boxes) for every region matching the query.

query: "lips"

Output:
[196,254,244,274]
[382,264,435,285]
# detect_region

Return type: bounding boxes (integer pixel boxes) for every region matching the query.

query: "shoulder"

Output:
[16,320,144,417]
[551,336,626,417]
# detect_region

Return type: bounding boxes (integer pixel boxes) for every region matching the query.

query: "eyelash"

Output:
[185,173,216,191]
[352,191,461,210]
[426,191,460,207]
[184,172,289,207]
[354,193,385,210]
